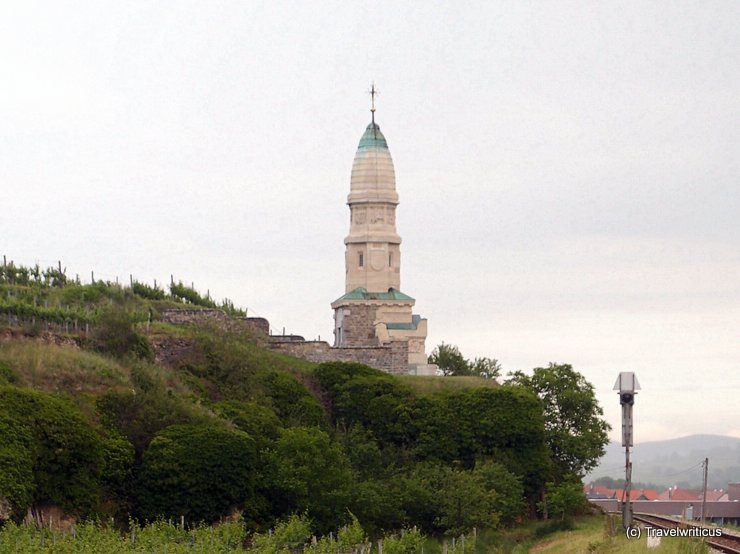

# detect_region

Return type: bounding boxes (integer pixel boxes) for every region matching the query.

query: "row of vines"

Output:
[0,514,459,554]
[0,260,246,322]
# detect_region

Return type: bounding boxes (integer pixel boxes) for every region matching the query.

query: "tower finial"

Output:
[369,82,378,125]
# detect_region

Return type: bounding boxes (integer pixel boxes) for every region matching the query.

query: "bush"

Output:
[132,281,166,301]
[0,386,105,518]
[137,424,258,523]
[265,427,353,534]
[90,307,152,360]
[314,362,413,444]
[96,366,209,456]
[538,481,589,521]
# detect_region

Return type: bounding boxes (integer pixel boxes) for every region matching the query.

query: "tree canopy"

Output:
[507,363,610,481]
[427,343,501,379]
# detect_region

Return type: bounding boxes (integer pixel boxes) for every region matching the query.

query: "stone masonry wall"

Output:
[339,304,380,347]
[160,309,268,336]
[270,339,409,375]
[161,308,410,374]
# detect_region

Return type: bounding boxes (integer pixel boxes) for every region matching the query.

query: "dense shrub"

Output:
[137,424,258,523]
[132,280,166,300]
[214,400,283,446]
[265,427,353,534]
[314,362,413,444]
[96,367,209,456]
[90,307,152,360]
[0,386,104,519]
[259,371,326,428]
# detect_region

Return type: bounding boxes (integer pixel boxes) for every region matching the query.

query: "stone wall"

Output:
[339,304,380,346]
[270,338,409,374]
[160,308,411,374]
[160,309,268,336]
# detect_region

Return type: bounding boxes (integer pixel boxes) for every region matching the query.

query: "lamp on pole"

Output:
[614,371,640,530]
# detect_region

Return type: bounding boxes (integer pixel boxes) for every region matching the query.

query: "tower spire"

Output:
[369,82,378,125]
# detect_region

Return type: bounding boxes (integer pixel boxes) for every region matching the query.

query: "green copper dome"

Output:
[357,122,388,150]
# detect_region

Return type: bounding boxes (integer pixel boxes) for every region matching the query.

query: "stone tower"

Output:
[332,94,434,375]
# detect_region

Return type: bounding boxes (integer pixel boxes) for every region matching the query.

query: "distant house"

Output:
[656,486,726,502]
[584,484,658,501]
[584,484,617,499]
[614,489,659,502]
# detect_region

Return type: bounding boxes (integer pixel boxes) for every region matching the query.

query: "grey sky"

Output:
[2,1,739,442]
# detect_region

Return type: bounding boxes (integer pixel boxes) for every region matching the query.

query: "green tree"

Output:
[471,357,502,380]
[507,363,610,481]
[436,468,498,535]
[428,343,471,376]
[474,460,527,526]
[397,464,497,535]
[538,480,589,520]
[265,427,353,534]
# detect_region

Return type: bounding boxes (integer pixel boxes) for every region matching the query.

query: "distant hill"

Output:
[587,434,740,489]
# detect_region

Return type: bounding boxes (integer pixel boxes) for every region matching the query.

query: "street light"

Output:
[614,371,640,529]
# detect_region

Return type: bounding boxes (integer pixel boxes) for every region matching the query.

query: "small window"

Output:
[359,252,364,268]
[389,253,393,267]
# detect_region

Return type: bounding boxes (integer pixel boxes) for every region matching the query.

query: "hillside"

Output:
[588,435,740,488]
[2,263,577,538]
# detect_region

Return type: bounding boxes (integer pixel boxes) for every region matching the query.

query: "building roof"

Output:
[358,122,388,150]
[350,120,397,201]
[615,489,659,502]
[387,322,416,330]
[333,287,415,303]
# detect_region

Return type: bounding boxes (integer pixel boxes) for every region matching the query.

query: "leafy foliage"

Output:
[0,262,613,536]
[137,424,258,523]
[214,400,283,446]
[428,343,471,376]
[265,427,353,534]
[132,280,166,300]
[90,306,153,360]
[473,461,527,526]
[314,362,413,445]
[538,481,589,521]
[507,363,610,480]
[0,386,104,519]
[249,513,313,554]
[428,343,501,380]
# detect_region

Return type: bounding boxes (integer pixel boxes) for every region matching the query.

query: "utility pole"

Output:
[701,457,709,525]
[614,372,640,530]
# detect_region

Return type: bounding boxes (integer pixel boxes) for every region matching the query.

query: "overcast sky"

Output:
[2,1,739,443]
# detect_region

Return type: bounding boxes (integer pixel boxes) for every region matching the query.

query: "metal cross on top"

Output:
[369,83,379,123]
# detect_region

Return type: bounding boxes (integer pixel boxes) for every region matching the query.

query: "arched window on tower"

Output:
[389,252,393,267]
[359,252,364,268]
